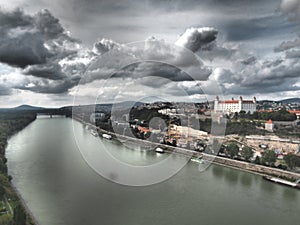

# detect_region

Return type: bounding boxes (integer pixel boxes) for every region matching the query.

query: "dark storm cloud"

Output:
[0,8,52,68]
[223,14,295,42]
[0,8,85,94]
[286,50,300,58]
[113,62,195,83]
[222,82,300,96]
[93,38,120,55]
[240,56,256,65]
[8,0,280,46]
[0,8,32,29]
[1,0,300,101]
[196,43,238,61]
[20,61,89,94]
[274,37,300,52]
[23,63,66,80]
[115,60,211,91]
[147,0,274,11]
[164,82,205,97]
[82,37,211,86]
[18,75,81,94]
[207,55,300,96]
[34,9,65,39]
[0,9,56,67]
[263,59,283,68]
[0,8,79,74]
[0,33,49,68]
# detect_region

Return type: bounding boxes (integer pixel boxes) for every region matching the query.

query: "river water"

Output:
[6,117,300,225]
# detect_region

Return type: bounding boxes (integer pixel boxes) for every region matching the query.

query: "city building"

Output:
[265,119,274,131]
[214,96,257,114]
[90,112,106,123]
[289,110,300,120]
[168,124,208,140]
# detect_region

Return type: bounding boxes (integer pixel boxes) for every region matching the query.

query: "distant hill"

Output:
[0,105,45,112]
[258,98,300,104]
[279,98,300,104]
[13,105,45,111]
[111,101,144,108]
[0,102,145,113]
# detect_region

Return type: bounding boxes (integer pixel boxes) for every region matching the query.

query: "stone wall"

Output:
[205,154,300,181]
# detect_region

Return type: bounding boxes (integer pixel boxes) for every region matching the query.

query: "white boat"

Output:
[190,157,204,164]
[102,133,112,140]
[155,147,164,153]
[90,129,98,137]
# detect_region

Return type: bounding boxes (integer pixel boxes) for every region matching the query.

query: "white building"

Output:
[158,108,177,116]
[90,112,106,123]
[169,124,208,139]
[265,119,274,131]
[214,96,257,114]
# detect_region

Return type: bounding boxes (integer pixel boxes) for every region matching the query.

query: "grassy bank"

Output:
[0,112,36,225]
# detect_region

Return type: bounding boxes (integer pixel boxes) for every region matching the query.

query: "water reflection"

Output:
[211,165,254,188]
[224,169,239,184]
[240,173,252,187]
[211,165,224,178]
[260,178,276,194]
[282,188,297,200]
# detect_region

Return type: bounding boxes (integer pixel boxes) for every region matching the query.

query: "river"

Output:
[6,117,300,225]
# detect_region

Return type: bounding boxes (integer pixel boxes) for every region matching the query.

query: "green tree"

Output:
[254,155,261,164]
[233,112,239,120]
[227,143,239,159]
[0,185,5,199]
[239,110,246,118]
[13,204,26,225]
[252,111,259,120]
[284,154,300,170]
[241,146,254,162]
[261,150,277,166]
[0,214,13,225]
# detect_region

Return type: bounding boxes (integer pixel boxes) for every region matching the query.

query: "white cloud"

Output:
[175,27,218,52]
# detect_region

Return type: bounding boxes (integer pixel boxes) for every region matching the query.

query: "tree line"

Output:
[237,109,297,121]
[0,112,36,225]
[220,142,300,171]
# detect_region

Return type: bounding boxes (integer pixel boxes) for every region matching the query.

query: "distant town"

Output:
[70,96,300,179]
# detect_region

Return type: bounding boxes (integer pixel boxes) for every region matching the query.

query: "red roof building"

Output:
[137,126,151,133]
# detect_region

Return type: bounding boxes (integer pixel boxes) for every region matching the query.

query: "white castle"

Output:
[214,96,257,114]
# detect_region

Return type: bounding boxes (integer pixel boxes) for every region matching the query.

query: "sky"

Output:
[0,0,300,107]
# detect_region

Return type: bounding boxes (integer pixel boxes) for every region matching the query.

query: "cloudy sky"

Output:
[0,0,300,107]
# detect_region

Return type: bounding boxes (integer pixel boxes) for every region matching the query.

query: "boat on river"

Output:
[155,147,164,153]
[263,176,300,189]
[102,133,112,140]
[90,129,98,137]
[190,156,204,164]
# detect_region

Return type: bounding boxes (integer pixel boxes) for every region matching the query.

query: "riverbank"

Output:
[0,112,37,225]
[73,116,300,184]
